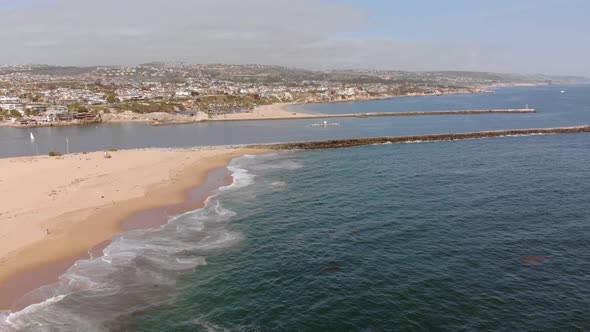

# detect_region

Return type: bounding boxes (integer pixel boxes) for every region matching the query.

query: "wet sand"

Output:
[0,148,268,311]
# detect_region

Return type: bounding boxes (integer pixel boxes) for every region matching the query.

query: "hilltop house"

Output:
[0,103,25,116]
[27,104,49,113]
[47,105,71,121]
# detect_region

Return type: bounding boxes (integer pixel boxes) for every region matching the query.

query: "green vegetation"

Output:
[114,101,181,114]
[24,109,40,116]
[106,93,119,104]
[69,104,88,113]
[1,109,22,118]
[195,95,273,114]
[48,151,62,157]
[107,94,275,115]
[108,148,118,152]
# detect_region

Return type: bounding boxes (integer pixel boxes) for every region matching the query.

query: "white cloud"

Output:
[0,0,504,72]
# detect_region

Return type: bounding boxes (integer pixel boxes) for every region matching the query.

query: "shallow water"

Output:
[0,157,257,331]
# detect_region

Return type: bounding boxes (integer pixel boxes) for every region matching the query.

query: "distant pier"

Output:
[353,108,536,118]
[208,108,536,122]
[251,125,590,150]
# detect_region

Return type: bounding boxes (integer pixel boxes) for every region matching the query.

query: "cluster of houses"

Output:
[2,103,99,126]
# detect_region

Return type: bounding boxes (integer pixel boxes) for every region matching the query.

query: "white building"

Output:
[0,103,25,115]
[28,104,49,113]
[47,105,71,122]
[0,96,19,103]
[175,90,191,97]
[48,105,69,115]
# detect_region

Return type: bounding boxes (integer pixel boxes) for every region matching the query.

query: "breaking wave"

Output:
[0,155,264,332]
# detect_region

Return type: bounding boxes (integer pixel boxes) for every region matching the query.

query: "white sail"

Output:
[30,132,35,142]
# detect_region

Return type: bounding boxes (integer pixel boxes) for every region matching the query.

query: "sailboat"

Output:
[310,120,340,127]
[30,132,35,142]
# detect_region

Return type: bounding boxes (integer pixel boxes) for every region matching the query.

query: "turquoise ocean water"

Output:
[129,135,589,331]
[1,86,589,331]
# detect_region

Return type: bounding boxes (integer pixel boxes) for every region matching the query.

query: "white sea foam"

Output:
[270,180,287,187]
[0,155,265,331]
[402,140,426,144]
[225,164,255,189]
[0,295,72,332]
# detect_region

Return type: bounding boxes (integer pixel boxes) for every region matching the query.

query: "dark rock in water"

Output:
[366,326,382,332]
[521,256,553,265]
[321,265,342,273]
[351,230,361,235]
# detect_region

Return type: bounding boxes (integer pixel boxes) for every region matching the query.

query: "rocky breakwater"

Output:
[250,126,590,150]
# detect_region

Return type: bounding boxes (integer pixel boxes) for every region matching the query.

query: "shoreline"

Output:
[282,89,493,112]
[198,108,536,123]
[147,90,493,125]
[85,83,573,124]
[0,147,269,311]
[2,124,588,312]
[0,83,571,128]
[0,88,491,128]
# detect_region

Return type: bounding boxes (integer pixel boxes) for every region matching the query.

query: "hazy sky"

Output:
[0,0,588,75]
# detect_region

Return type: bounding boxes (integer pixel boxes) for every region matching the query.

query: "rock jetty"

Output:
[251,126,590,150]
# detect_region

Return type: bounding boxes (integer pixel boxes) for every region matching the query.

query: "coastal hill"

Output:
[1,63,588,126]
[1,63,588,85]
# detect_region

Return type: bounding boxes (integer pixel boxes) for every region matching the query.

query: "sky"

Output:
[0,0,588,75]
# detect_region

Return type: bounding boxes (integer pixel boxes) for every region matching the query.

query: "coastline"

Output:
[0,147,270,311]
[200,108,536,123]
[146,90,493,125]
[0,89,488,128]
[0,83,579,128]
[100,84,553,124]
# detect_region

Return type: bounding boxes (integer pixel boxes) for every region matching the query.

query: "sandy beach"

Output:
[0,147,267,310]
[211,103,309,120]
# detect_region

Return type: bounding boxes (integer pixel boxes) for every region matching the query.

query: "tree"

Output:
[106,93,118,104]
[70,104,88,113]
[8,110,21,118]
[25,109,40,116]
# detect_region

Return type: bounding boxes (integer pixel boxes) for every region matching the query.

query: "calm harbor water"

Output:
[1,85,589,158]
[1,85,589,331]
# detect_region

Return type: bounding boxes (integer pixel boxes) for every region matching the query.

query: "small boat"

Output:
[561,90,566,94]
[310,120,340,128]
[30,132,35,142]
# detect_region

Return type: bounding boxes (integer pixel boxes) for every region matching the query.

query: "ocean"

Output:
[133,135,590,331]
[1,86,590,331]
